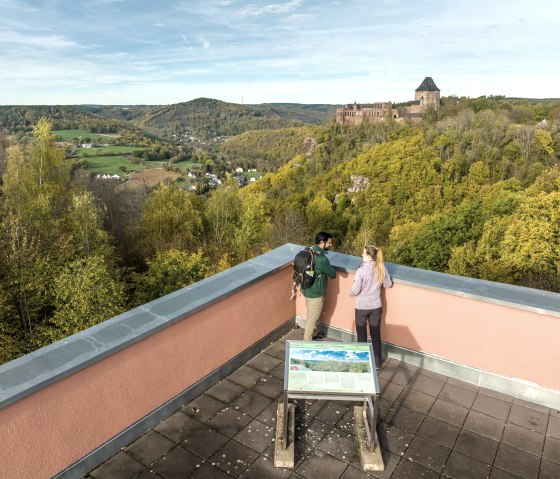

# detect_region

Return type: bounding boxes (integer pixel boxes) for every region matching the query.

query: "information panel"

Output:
[285,341,379,395]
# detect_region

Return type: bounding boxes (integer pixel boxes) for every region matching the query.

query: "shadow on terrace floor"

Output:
[85,327,560,479]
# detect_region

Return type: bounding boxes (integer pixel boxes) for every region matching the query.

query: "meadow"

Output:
[53,129,109,140]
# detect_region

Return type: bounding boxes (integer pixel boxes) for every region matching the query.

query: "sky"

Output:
[1,0,559,105]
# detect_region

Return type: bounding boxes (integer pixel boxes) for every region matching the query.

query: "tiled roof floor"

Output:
[85,328,560,479]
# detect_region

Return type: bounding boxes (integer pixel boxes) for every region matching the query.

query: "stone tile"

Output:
[454,429,499,464]
[295,416,332,447]
[442,451,492,479]
[135,470,161,479]
[206,379,245,404]
[263,340,287,359]
[207,406,253,437]
[428,399,469,428]
[513,398,550,415]
[230,389,273,417]
[539,458,560,479]
[228,365,268,388]
[255,400,281,426]
[376,422,414,456]
[391,457,439,479]
[379,378,404,403]
[407,373,445,397]
[306,400,350,426]
[234,418,276,453]
[439,382,477,409]
[125,431,175,466]
[209,439,259,478]
[150,445,199,479]
[336,407,355,434]
[472,393,511,421]
[348,447,400,479]
[384,403,425,434]
[378,364,415,387]
[316,427,356,463]
[501,422,545,456]
[494,443,540,479]
[463,410,505,442]
[188,462,232,479]
[417,416,461,449]
[446,377,479,393]
[182,394,226,422]
[551,408,560,418]
[246,352,283,373]
[490,467,524,479]
[269,362,286,380]
[181,426,229,459]
[90,451,145,479]
[296,449,349,479]
[154,411,204,443]
[238,455,292,479]
[253,375,285,400]
[388,359,419,372]
[280,328,304,342]
[543,435,560,465]
[417,368,449,382]
[508,404,548,434]
[478,388,513,403]
[404,435,451,473]
[395,387,436,415]
[378,398,393,419]
[548,415,560,439]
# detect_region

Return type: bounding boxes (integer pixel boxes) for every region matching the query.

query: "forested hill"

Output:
[132,98,336,140]
[0,105,136,135]
[244,106,560,292]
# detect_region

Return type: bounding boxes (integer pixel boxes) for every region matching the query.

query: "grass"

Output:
[53,129,108,140]
[73,146,138,157]
[83,156,147,175]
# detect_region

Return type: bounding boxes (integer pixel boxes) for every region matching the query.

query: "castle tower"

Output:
[415,77,440,112]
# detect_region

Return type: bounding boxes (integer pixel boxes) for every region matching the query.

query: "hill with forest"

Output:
[1,94,560,365]
[132,98,336,141]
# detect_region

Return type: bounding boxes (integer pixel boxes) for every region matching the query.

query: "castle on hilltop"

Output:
[336,77,440,125]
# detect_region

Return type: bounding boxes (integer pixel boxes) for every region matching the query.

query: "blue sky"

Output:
[1,0,559,105]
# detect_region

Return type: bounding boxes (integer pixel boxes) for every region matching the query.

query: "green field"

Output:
[81,156,203,176]
[74,146,137,157]
[53,129,108,140]
[83,156,146,175]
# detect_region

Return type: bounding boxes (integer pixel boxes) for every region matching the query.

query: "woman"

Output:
[349,245,393,369]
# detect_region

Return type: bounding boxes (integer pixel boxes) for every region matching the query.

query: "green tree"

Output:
[139,184,203,254]
[234,190,270,260]
[31,255,125,345]
[132,249,208,305]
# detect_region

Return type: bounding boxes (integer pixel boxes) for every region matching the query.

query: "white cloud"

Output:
[238,0,303,17]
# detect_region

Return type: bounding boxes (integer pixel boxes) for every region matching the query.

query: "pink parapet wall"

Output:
[296,271,560,392]
[0,269,294,479]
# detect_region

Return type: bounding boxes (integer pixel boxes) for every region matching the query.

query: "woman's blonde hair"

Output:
[364,245,385,284]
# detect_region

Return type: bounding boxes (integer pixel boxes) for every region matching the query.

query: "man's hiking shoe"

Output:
[312,333,326,341]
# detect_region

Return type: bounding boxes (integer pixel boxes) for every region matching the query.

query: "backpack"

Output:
[292,247,317,289]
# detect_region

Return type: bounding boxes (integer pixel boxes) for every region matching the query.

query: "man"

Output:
[303,232,337,341]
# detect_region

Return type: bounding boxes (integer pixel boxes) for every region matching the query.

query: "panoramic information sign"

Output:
[285,341,379,395]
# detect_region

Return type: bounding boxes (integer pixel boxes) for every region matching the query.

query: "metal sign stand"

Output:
[274,341,384,471]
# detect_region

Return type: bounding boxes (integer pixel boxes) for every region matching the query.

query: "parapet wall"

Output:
[1,244,559,478]
[295,251,560,394]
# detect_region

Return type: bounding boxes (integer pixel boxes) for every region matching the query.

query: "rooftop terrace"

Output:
[85,328,560,479]
[1,244,559,479]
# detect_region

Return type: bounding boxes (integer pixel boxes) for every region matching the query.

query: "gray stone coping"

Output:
[1,243,559,411]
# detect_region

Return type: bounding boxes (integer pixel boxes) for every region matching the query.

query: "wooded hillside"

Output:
[0,96,559,365]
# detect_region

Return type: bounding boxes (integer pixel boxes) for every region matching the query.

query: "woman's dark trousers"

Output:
[355,308,382,367]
